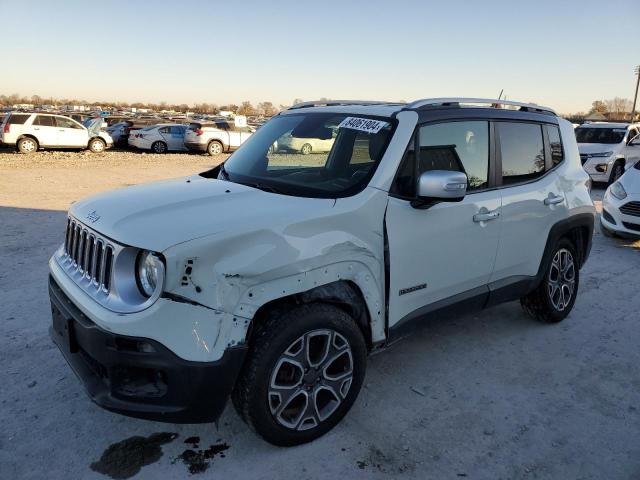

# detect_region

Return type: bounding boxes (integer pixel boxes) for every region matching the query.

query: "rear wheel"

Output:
[17,137,38,154]
[232,303,367,446]
[521,239,579,323]
[88,137,106,153]
[300,143,312,155]
[207,141,223,156]
[151,141,167,153]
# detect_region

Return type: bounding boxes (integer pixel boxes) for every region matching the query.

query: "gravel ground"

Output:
[1,149,639,480]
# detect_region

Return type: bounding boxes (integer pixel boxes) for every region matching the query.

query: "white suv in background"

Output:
[48,98,594,447]
[184,119,253,155]
[0,112,113,153]
[576,122,640,184]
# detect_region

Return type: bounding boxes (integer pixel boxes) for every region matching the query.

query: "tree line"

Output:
[0,94,307,116]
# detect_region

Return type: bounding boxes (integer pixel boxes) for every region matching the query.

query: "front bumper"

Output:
[601,191,640,237]
[49,275,247,423]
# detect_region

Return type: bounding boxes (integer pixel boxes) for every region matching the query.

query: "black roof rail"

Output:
[405,97,556,116]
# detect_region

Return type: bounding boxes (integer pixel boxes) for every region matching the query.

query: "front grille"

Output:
[620,201,640,218]
[622,222,640,232]
[64,218,114,292]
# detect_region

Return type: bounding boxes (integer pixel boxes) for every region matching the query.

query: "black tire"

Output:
[151,141,167,154]
[88,137,106,153]
[207,141,224,156]
[17,137,38,154]
[232,303,367,446]
[300,143,312,155]
[521,238,579,323]
[608,161,625,184]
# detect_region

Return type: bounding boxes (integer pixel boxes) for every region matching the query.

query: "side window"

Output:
[33,115,55,127]
[418,121,489,190]
[628,128,639,144]
[547,125,564,166]
[158,127,170,134]
[55,116,83,129]
[7,114,30,125]
[498,122,545,185]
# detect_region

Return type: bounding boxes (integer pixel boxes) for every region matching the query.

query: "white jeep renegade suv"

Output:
[48,98,595,446]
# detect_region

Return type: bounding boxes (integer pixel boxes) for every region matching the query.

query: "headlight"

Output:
[589,151,614,158]
[136,250,164,297]
[609,181,627,200]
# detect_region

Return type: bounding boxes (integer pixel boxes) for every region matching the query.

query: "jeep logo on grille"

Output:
[86,210,101,223]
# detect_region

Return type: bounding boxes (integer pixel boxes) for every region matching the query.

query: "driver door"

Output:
[386,120,501,330]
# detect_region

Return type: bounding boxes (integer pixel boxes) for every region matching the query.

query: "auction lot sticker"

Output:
[338,117,388,134]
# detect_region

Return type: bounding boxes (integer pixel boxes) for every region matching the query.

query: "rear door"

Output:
[168,125,187,150]
[386,120,502,327]
[31,115,58,146]
[55,116,88,147]
[490,122,568,282]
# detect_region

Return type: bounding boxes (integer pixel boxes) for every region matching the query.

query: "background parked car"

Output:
[184,119,253,155]
[275,131,336,154]
[0,112,113,153]
[576,122,640,184]
[601,156,640,237]
[128,124,188,153]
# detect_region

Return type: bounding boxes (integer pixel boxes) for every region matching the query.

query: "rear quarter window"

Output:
[547,125,564,167]
[7,114,31,125]
[498,122,545,185]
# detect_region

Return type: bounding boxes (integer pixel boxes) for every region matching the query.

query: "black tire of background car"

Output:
[207,141,223,156]
[520,238,579,323]
[152,141,167,154]
[231,302,367,446]
[88,138,106,153]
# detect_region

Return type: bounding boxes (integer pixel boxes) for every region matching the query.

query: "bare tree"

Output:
[237,101,256,116]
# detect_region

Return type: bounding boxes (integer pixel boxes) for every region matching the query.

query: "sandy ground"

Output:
[1,148,639,480]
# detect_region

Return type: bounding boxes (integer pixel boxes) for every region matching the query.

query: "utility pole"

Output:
[631,65,640,122]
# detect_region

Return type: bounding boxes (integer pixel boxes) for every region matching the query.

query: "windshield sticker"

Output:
[338,117,388,134]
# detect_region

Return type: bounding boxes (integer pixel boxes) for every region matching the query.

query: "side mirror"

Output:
[412,170,467,209]
[629,139,640,147]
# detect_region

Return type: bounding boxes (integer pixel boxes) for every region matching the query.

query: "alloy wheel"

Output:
[547,248,575,311]
[268,329,354,431]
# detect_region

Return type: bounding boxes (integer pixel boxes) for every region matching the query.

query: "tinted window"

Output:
[575,127,626,144]
[55,116,83,129]
[499,122,545,185]
[418,121,489,191]
[7,114,30,125]
[170,126,186,134]
[33,115,55,127]
[547,125,564,166]
[158,127,170,134]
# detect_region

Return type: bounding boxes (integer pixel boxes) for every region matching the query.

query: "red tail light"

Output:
[195,128,203,136]
[3,122,9,134]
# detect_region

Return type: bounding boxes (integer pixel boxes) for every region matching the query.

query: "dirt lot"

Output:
[1,149,639,480]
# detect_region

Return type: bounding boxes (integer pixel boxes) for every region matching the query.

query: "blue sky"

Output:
[2,0,639,112]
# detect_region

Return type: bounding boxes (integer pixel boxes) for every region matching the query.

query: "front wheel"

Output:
[232,303,367,446]
[521,239,579,323]
[88,137,106,153]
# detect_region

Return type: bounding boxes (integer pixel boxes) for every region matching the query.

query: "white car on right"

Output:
[576,122,640,184]
[601,160,640,237]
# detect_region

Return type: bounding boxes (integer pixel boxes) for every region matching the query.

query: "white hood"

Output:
[69,175,335,252]
[620,166,640,194]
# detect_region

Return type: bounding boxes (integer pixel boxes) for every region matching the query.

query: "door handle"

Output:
[473,210,500,222]
[544,194,564,206]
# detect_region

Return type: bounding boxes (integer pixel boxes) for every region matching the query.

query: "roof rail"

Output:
[405,97,556,115]
[288,100,404,110]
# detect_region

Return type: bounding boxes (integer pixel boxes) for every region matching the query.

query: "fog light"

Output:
[595,164,608,173]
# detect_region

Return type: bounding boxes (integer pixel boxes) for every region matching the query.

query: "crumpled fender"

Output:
[162,187,389,346]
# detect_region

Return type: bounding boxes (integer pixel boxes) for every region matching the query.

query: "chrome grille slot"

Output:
[61,217,116,294]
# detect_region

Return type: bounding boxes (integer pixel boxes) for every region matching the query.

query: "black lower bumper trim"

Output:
[49,275,247,423]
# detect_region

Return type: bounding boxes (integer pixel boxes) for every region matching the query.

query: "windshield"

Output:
[575,127,627,144]
[212,113,395,198]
